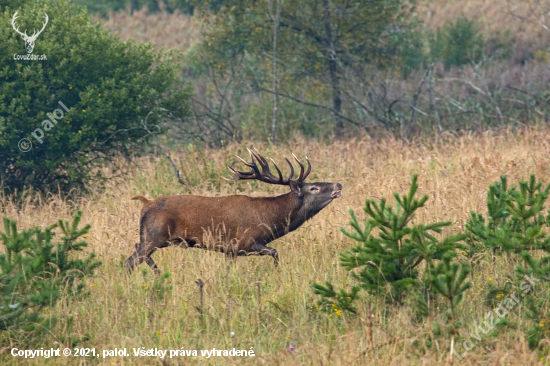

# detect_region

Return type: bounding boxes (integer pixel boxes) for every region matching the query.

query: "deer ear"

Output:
[289,180,303,196]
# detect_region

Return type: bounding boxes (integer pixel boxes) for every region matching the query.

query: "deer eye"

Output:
[309,187,319,192]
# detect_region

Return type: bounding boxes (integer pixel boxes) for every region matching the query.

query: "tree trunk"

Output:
[322,0,344,137]
[270,0,281,143]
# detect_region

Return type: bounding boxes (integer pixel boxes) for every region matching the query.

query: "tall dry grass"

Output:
[2,129,550,365]
[97,7,201,53]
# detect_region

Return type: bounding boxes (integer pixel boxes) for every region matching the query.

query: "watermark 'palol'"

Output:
[18,101,70,152]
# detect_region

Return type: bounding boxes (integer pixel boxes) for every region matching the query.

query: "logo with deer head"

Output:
[11,11,48,54]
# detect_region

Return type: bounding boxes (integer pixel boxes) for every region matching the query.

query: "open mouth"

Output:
[331,190,342,198]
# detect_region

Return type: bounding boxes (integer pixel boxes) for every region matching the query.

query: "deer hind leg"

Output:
[124,242,145,274]
[125,241,163,276]
[250,243,279,267]
[144,253,161,276]
[125,225,169,275]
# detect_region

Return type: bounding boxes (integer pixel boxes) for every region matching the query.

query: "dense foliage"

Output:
[0,0,191,195]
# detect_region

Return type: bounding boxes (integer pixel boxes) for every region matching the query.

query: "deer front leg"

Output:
[250,243,279,267]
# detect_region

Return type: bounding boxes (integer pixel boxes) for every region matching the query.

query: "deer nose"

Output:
[336,183,343,190]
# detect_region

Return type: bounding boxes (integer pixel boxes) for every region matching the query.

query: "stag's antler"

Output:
[225,147,311,185]
[11,11,27,38]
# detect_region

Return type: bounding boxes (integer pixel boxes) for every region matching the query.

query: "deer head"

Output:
[226,147,343,220]
[11,11,49,54]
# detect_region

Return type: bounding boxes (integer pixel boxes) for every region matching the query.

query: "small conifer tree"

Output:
[466,175,550,256]
[313,174,465,313]
[466,174,550,352]
[0,211,100,343]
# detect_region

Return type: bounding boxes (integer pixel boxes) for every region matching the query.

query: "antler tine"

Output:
[283,156,295,181]
[292,153,306,181]
[246,149,265,178]
[248,148,268,170]
[270,158,285,182]
[303,156,312,181]
[235,154,254,168]
[227,166,254,178]
[245,147,271,179]
[250,147,283,183]
[252,146,269,165]
[221,166,241,181]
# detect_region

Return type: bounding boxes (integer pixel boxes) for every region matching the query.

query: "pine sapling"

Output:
[0,211,100,343]
[429,255,472,363]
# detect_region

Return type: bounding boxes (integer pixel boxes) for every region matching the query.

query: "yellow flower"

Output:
[83,235,88,238]
[68,84,72,89]
[156,331,160,335]
[82,109,86,112]
[489,278,492,281]
[78,131,82,133]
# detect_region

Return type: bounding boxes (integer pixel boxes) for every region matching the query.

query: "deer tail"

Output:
[131,195,152,205]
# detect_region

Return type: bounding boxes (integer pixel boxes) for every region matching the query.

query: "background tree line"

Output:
[175,0,550,145]
[2,0,550,195]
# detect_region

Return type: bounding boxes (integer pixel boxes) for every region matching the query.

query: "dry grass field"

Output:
[2,129,550,365]
[97,7,201,53]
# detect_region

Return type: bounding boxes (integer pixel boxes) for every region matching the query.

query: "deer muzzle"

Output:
[331,183,343,198]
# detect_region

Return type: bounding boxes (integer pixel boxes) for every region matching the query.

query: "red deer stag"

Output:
[124,148,343,274]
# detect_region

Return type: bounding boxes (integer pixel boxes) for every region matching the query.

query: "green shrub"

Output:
[429,16,483,70]
[0,0,191,195]
[313,174,466,312]
[0,211,100,344]
[465,174,550,351]
[465,175,550,256]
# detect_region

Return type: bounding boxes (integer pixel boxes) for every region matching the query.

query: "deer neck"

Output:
[262,192,310,234]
